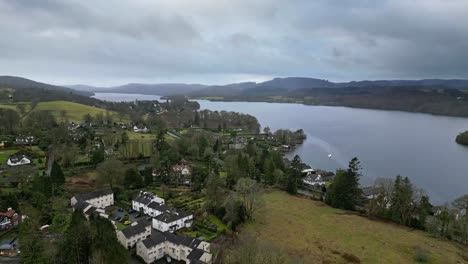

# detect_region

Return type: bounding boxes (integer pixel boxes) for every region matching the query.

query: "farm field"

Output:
[0,101,127,123]
[242,190,467,264]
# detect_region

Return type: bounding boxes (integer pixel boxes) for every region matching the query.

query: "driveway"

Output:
[110,208,144,223]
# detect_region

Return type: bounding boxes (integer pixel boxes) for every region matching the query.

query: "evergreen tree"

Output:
[391,176,414,225]
[89,216,129,263]
[325,157,362,210]
[19,218,47,264]
[194,111,200,126]
[59,211,90,264]
[287,155,302,194]
[50,161,65,195]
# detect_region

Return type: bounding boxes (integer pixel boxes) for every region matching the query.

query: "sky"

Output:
[0,0,467,86]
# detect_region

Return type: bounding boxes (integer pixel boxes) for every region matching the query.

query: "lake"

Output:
[93,93,468,203]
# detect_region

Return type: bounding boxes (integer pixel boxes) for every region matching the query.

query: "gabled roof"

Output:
[187,248,205,262]
[147,201,171,212]
[120,223,148,239]
[134,191,155,205]
[73,201,91,211]
[141,232,202,249]
[154,209,191,223]
[0,209,16,218]
[74,189,113,202]
[8,154,31,163]
[362,186,385,197]
[141,232,167,248]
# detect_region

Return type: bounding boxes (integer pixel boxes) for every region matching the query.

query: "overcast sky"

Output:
[0,0,467,86]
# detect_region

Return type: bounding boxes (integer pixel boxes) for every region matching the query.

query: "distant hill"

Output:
[67,77,468,97]
[67,83,208,96]
[0,76,93,96]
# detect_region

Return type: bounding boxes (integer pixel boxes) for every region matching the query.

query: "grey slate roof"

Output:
[141,232,202,249]
[120,223,148,239]
[74,189,113,202]
[154,209,191,223]
[147,201,171,211]
[134,192,155,205]
[73,201,91,211]
[187,248,205,262]
[141,232,167,248]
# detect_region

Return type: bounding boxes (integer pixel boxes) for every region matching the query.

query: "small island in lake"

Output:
[456,131,468,145]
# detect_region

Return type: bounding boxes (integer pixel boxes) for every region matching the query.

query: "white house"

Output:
[132,191,165,213]
[136,232,212,264]
[7,155,32,167]
[71,189,114,209]
[72,200,109,219]
[152,209,193,233]
[145,201,172,218]
[133,126,149,133]
[116,219,152,249]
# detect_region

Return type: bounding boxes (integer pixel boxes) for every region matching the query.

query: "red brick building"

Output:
[0,208,21,230]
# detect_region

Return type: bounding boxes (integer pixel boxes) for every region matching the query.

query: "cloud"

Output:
[0,0,467,85]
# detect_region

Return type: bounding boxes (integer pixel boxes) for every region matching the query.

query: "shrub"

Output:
[414,247,430,263]
[341,253,361,264]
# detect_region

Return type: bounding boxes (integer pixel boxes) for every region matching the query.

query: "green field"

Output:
[34,101,126,123]
[242,191,467,264]
[0,101,127,123]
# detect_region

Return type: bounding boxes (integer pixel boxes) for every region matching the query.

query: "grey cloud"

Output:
[0,0,467,85]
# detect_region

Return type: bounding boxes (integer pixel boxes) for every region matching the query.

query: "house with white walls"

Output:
[152,209,193,233]
[136,232,212,264]
[116,219,152,249]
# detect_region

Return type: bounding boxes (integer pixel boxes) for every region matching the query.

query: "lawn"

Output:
[33,101,126,123]
[0,149,18,164]
[0,101,128,123]
[242,190,467,264]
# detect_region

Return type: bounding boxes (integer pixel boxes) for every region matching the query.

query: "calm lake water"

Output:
[93,93,468,204]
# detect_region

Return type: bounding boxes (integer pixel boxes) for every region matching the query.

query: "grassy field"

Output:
[0,101,127,123]
[242,191,467,264]
[34,101,126,123]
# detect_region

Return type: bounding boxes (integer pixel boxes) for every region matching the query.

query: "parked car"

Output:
[114,216,121,222]
[118,208,124,212]
[128,209,136,214]
[124,221,131,225]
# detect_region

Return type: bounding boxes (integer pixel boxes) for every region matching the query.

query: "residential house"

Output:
[136,232,212,264]
[0,208,21,230]
[71,189,114,209]
[133,126,149,133]
[152,208,193,233]
[6,155,31,167]
[14,135,35,145]
[116,219,152,249]
[362,186,385,200]
[172,160,192,185]
[132,191,166,215]
[72,200,109,219]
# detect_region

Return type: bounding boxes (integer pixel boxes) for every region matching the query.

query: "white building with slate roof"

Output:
[136,232,212,264]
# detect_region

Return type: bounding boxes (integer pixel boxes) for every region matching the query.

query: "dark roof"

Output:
[165,232,201,248]
[362,186,385,197]
[74,189,113,202]
[147,201,171,211]
[73,201,91,211]
[141,232,202,249]
[8,154,31,163]
[154,209,191,223]
[134,192,156,205]
[141,232,167,248]
[187,248,205,262]
[120,223,148,239]
[136,218,152,227]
